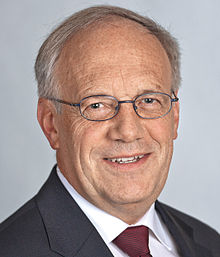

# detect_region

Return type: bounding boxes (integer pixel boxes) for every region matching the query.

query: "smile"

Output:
[105,154,145,164]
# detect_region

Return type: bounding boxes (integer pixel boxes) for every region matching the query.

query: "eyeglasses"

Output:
[47,92,179,121]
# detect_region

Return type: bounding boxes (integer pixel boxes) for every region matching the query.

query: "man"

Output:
[0,5,219,257]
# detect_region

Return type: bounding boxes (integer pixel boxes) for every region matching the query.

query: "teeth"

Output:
[107,154,144,164]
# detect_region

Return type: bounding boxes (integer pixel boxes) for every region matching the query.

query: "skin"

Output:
[37,17,179,224]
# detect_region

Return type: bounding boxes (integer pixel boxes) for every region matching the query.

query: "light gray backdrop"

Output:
[1,0,219,232]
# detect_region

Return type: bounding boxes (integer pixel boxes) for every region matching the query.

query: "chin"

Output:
[108,185,156,206]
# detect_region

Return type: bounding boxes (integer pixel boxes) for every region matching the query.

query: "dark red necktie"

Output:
[113,225,153,257]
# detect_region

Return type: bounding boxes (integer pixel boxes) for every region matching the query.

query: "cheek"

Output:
[146,116,175,167]
[147,117,174,144]
[63,115,105,160]
[79,122,106,161]
[58,112,90,155]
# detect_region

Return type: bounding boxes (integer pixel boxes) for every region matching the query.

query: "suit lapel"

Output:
[155,201,213,257]
[35,166,113,257]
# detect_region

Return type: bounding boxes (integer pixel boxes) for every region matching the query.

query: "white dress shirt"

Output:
[57,168,180,257]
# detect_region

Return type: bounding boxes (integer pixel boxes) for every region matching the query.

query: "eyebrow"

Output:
[76,83,167,101]
[136,86,166,95]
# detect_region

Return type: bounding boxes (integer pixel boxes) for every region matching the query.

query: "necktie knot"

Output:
[113,225,152,257]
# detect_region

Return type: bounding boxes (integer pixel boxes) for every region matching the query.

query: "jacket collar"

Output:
[35,166,113,257]
[155,201,213,257]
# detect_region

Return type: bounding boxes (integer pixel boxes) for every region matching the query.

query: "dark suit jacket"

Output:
[0,166,219,257]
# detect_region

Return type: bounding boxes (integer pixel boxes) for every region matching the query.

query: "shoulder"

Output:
[0,197,37,231]
[0,197,55,257]
[156,201,220,253]
[159,202,219,234]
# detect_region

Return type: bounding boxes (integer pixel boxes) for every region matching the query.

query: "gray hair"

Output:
[35,5,181,99]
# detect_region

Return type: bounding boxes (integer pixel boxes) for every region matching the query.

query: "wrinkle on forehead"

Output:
[75,69,166,99]
[54,16,171,99]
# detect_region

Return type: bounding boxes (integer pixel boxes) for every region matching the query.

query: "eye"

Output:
[90,102,104,109]
[136,95,162,109]
[142,98,156,104]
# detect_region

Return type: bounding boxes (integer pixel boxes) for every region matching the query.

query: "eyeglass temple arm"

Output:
[172,91,179,102]
[46,97,80,107]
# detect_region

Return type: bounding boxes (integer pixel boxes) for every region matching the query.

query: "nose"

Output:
[107,103,144,143]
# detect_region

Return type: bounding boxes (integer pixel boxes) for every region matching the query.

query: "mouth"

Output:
[104,154,145,164]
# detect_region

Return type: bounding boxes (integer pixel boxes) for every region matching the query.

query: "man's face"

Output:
[44,18,179,222]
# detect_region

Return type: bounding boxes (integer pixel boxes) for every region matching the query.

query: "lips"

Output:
[105,154,145,164]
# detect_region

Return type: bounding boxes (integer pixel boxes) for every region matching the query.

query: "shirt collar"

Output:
[136,202,174,251]
[57,167,175,251]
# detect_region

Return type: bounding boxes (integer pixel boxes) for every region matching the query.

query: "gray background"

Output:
[1,0,219,232]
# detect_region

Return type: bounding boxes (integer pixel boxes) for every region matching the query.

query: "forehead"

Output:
[54,17,171,98]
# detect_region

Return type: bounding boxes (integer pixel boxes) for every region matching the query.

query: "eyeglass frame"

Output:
[46,91,179,121]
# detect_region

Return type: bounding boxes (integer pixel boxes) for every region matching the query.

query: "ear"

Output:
[37,98,60,150]
[172,90,180,140]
